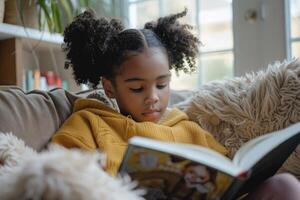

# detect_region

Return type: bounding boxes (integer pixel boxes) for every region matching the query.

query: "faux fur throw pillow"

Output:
[176,59,300,179]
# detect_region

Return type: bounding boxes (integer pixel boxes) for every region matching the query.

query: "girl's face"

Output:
[103,48,171,123]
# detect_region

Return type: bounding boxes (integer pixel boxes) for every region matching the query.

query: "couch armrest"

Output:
[0,88,79,151]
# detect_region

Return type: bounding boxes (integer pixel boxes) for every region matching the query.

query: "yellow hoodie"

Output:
[52,99,227,175]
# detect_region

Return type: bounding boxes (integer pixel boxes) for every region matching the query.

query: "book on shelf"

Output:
[118,122,300,200]
[33,70,40,90]
[39,76,48,91]
[24,69,69,91]
[42,70,56,90]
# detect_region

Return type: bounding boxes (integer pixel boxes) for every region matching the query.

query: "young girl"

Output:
[52,9,300,199]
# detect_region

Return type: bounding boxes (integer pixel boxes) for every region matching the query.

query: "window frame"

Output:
[285,0,300,59]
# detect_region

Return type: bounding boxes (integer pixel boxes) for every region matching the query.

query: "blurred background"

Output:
[0,0,299,91]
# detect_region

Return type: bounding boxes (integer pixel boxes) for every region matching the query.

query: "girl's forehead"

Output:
[118,48,170,77]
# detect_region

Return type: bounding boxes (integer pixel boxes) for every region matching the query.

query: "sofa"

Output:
[0,59,299,199]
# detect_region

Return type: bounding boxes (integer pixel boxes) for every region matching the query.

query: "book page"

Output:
[119,146,234,200]
[127,137,243,176]
[233,122,300,170]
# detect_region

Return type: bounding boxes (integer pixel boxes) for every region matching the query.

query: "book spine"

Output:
[22,70,27,91]
[39,76,48,91]
[62,80,69,90]
[44,71,56,90]
[26,70,33,91]
[33,70,41,90]
[56,76,62,88]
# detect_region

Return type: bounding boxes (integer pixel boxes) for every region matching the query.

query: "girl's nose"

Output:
[145,89,159,105]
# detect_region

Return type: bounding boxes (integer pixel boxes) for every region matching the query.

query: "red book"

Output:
[56,76,62,87]
[42,71,56,90]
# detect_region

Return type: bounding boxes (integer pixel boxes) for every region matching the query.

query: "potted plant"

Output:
[36,0,89,33]
[3,0,121,34]
[36,0,120,33]
[4,0,39,29]
[3,0,89,33]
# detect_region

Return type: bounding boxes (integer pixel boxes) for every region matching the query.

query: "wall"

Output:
[232,0,287,76]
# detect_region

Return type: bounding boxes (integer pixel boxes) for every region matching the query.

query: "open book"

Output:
[118,122,300,200]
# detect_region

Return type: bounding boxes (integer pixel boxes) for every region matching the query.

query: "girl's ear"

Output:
[102,78,116,98]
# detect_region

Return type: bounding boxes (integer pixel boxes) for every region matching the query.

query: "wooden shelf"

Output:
[0,23,63,44]
[0,23,81,92]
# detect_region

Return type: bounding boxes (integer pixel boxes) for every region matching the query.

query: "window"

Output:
[287,0,300,58]
[199,0,233,84]
[126,0,234,90]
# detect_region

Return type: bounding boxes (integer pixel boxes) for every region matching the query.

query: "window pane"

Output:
[290,0,300,38]
[129,1,159,28]
[199,0,233,52]
[170,69,199,91]
[200,52,233,83]
[161,0,197,26]
[89,0,115,17]
[292,42,300,58]
[129,0,142,2]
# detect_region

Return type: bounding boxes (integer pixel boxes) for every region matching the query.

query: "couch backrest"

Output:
[0,87,79,151]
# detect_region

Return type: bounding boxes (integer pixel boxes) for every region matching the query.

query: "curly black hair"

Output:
[63,8,200,88]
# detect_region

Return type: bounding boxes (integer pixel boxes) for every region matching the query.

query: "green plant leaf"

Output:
[38,0,53,32]
[17,0,113,33]
[15,0,26,27]
[79,0,89,7]
[51,0,62,33]
[37,4,43,31]
[28,0,35,6]
[60,0,73,23]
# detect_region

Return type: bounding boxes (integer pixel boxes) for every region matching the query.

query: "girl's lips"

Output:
[142,109,161,115]
[142,110,161,121]
[143,110,158,114]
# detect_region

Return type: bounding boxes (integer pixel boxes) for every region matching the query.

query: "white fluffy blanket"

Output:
[177,58,300,178]
[0,133,143,200]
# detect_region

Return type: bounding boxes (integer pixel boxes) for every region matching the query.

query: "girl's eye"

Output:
[130,87,144,93]
[157,84,167,89]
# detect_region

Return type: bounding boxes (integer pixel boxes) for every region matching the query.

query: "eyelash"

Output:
[130,88,143,93]
[157,84,167,89]
[130,85,167,93]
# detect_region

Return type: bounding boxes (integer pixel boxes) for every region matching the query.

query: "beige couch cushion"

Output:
[0,87,79,151]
